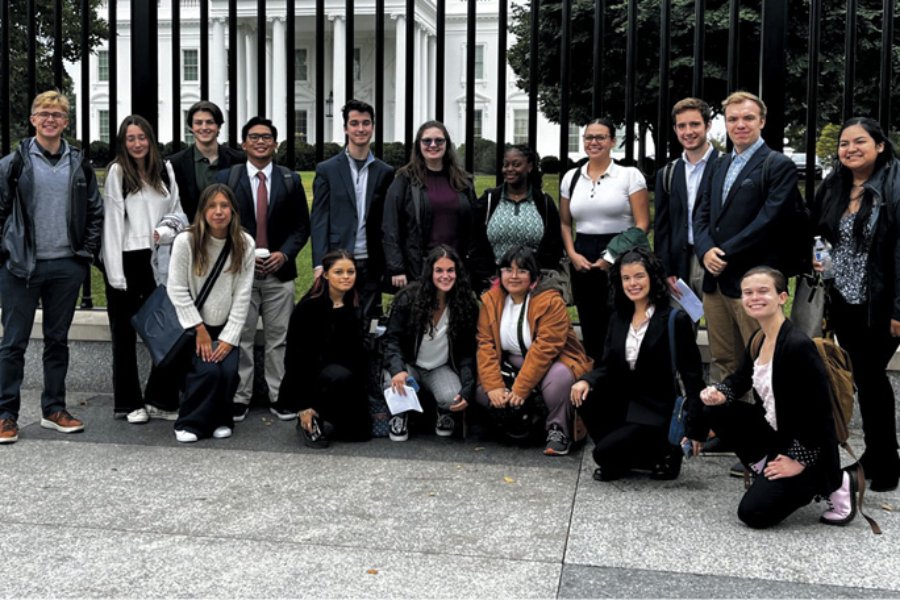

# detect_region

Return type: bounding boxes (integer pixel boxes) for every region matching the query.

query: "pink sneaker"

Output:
[820,470,857,526]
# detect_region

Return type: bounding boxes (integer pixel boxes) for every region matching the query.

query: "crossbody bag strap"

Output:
[517,294,530,356]
[194,237,233,311]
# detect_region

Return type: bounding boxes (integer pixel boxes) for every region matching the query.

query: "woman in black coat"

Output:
[277,250,371,448]
[697,267,853,529]
[571,247,705,481]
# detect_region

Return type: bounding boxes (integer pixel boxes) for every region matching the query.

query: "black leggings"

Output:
[571,233,614,362]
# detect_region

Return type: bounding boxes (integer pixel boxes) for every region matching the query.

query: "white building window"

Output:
[568,124,580,153]
[183,49,199,82]
[184,111,195,144]
[295,49,308,81]
[473,109,483,139]
[296,110,308,142]
[353,48,361,81]
[475,45,484,81]
[99,109,110,143]
[98,50,109,82]
[513,110,528,144]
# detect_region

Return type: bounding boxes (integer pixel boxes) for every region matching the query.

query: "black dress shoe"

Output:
[593,466,624,482]
[870,471,899,493]
[650,452,683,480]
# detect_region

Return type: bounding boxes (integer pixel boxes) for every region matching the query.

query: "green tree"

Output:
[508,0,900,146]
[816,123,841,163]
[2,0,108,143]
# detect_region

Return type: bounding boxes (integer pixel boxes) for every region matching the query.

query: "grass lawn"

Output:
[87,171,560,308]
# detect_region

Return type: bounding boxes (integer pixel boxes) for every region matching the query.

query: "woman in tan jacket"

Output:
[476,246,593,455]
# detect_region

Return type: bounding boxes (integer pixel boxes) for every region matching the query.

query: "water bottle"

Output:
[813,236,834,279]
[405,376,421,392]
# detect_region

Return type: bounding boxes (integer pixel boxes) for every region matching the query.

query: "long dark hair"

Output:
[610,247,669,316]
[111,114,167,197]
[403,245,478,341]
[305,249,359,306]
[397,120,472,192]
[188,183,248,276]
[819,117,898,251]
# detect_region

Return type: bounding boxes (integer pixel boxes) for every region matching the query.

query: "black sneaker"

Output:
[389,413,409,442]
[435,411,455,437]
[650,451,683,480]
[232,404,249,422]
[701,435,735,455]
[298,415,329,449]
[729,460,747,478]
[544,424,570,456]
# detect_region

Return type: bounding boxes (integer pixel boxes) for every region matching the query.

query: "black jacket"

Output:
[382,282,478,402]
[719,319,841,494]
[168,143,246,222]
[811,158,900,328]
[579,305,706,440]
[477,185,564,271]
[382,171,489,286]
[0,139,103,279]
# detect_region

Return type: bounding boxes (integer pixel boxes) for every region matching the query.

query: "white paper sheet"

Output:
[672,278,704,322]
[383,385,424,415]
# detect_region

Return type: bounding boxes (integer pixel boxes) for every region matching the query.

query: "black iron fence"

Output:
[0,0,897,202]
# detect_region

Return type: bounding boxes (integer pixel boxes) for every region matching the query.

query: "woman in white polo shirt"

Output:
[559,118,649,361]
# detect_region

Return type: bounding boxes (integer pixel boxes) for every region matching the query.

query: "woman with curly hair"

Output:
[571,247,705,480]
[278,249,371,449]
[382,245,480,441]
[382,120,490,291]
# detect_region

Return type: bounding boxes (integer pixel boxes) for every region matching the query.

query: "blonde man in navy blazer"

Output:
[310,99,394,318]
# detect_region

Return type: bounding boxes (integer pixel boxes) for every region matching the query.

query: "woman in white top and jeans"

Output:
[559,118,649,362]
[167,183,254,442]
[102,115,182,423]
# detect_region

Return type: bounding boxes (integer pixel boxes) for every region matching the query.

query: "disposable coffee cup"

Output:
[255,248,271,278]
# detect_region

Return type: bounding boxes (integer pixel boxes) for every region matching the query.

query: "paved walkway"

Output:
[3,390,899,598]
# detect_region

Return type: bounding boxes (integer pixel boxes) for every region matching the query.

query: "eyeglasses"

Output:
[500,267,530,277]
[583,134,610,143]
[32,111,68,121]
[420,137,447,147]
[247,133,274,142]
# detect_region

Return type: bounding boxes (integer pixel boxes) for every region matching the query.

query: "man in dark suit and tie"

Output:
[310,99,394,318]
[654,97,719,302]
[693,91,802,384]
[218,117,310,421]
[168,101,245,222]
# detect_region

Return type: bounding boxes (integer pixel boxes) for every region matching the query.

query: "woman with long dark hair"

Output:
[382,120,489,291]
[478,144,563,271]
[278,250,372,448]
[167,183,254,442]
[559,118,650,362]
[382,245,479,441]
[102,115,182,423]
[811,117,900,491]
[572,247,704,481]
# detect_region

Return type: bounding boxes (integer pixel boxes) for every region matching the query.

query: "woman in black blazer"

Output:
[698,267,854,529]
[571,247,705,481]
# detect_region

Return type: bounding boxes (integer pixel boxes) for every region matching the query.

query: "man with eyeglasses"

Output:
[310,99,394,319]
[218,116,310,422]
[0,90,104,444]
[169,100,246,222]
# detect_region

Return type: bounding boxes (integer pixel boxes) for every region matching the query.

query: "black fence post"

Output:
[878,0,894,132]
[843,0,857,121]
[657,0,671,169]
[131,0,159,133]
[759,0,787,151]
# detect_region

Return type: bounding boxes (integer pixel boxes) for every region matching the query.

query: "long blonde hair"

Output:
[189,183,248,276]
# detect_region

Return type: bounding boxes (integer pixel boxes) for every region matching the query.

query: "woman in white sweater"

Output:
[167,183,254,442]
[101,115,183,423]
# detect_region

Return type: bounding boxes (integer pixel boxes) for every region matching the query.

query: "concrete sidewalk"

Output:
[2,390,899,598]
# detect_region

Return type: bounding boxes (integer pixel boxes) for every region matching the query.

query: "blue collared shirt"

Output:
[721,136,765,203]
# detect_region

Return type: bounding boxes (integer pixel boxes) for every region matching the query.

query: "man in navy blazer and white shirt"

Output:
[310,99,394,317]
[693,91,801,385]
[217,116,310,421]
[654,97,718,302]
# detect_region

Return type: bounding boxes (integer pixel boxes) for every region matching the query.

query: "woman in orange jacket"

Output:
[475,246,593,455]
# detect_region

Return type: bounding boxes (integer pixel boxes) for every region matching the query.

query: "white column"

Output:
[393,15,406,141]
[272,17,287,137]
[419,28,429,122]
[210,19,226,112]
[245,26,258,118]
[266,27,274,119]
[237,25,248,126]
[331,15,346,142]
[428,34,437,120]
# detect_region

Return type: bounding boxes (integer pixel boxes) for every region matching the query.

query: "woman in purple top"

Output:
[383,121,489,292]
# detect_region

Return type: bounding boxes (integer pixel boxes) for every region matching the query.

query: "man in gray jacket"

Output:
[0,91,104,444]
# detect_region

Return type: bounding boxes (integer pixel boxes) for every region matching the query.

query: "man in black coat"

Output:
[693,91,802,384]
[168,101,245,222]
[310,99,394,317]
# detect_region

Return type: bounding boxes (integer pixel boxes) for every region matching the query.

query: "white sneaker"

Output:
[174,429,198,443]
[145,405,178,421]
[212,426,232,439]
[126,408,149,424]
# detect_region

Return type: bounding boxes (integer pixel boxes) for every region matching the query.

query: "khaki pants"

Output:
[702,286,759,384]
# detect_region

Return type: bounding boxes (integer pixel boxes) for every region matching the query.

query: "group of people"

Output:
[0,88,898,532]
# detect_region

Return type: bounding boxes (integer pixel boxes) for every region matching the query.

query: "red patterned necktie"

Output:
[256,171,268,249]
